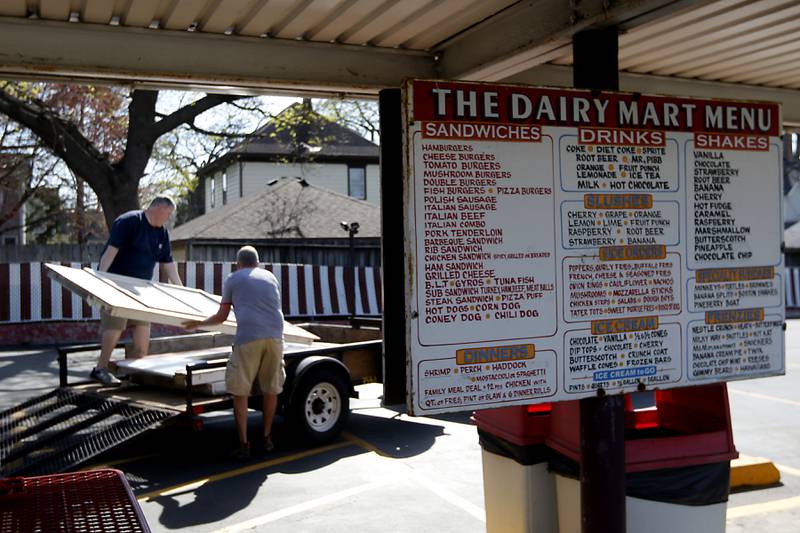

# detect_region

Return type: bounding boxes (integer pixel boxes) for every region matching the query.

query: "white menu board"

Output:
[403,79,785,415]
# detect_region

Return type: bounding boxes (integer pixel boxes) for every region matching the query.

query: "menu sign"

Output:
[403,79,785,415]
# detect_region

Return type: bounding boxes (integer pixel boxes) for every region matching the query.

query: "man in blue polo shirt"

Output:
[91,196,182,386]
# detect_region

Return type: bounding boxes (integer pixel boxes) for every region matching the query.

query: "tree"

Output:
[317,99,379,143]
[0,82,242,229]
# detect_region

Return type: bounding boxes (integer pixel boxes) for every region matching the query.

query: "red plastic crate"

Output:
[546,383,738,472]
[0,469,150,533]
[472,403,552,446]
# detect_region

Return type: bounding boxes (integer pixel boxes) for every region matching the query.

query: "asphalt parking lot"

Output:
[2,323,800,532]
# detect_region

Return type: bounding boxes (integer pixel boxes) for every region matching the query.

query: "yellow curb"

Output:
[730,455,781,489]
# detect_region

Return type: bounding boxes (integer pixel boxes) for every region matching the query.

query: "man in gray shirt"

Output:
[183,246,284,458]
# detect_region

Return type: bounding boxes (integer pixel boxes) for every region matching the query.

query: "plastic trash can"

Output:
[474,404,557,533]
[546,384,737,533]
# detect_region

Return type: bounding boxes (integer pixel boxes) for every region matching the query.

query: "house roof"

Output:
[170,177,380,242]
[199,101,378,176]
[786,220,800,250]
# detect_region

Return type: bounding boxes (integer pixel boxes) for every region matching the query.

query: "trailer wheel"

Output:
[292,368,349,443]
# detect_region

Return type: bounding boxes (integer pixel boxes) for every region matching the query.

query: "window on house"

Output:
[210,177,216,209]
[4,236,17,245]
[222,171,228,205]
[348,166,366,200]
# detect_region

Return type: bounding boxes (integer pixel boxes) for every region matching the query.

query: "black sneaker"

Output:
[90,367,121,386]
[262,435,275,453]
[231,443,251,460]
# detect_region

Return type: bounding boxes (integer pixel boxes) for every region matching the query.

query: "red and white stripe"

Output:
[0,262,383,323]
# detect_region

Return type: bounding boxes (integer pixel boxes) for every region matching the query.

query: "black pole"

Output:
[349,227,356,320]
[378,88,407,405]
[348,231,355,269]
[573,28,627,533]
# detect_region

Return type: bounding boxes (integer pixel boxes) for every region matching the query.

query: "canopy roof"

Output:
[1,1,800,124]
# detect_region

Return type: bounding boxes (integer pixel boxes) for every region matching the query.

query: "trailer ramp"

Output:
[0,388,176,477]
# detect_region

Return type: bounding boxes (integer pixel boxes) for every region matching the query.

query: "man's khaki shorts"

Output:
[226,338,285,396]
[100,310,148,330]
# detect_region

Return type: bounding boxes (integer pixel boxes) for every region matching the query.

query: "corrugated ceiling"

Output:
[6,0,518,49]
[550,0,800,90]
[2,0,800,90]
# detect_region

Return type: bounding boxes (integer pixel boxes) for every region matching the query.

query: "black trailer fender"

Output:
[287,355,352,401]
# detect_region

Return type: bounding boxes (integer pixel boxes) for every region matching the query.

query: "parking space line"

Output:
[727,495,800,519]
[342,431,486,523]
[137,441,353,502]
[728,388,800,407]
[209,480,390,533]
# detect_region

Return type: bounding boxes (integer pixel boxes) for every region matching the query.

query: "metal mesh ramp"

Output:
[0,388,175,477]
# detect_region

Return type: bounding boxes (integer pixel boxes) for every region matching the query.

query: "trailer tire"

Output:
[291,367,349,444]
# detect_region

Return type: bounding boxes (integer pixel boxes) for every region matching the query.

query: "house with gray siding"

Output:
[199,100,380,215]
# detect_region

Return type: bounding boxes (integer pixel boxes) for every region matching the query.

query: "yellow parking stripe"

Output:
[341,431,391,457]
[137,441,353,502]
[80,453,159,471]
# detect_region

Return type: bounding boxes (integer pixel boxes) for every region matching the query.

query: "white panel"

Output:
[365,266,378,314]
[30,263,41,321]
[122,0,161,27]
[227,162,240,200]
[308,0,384,42]
[270,264,282,301]
[0,1,27,17]
[242,161,349,196]
[341,0,430,45]
[304,264,316,315]
[9,263,20,322]
[44,263,319,343]
[238,0,297,35]
[403,0,517,50]
[90,262,100,318]
[287,264,299,316]
[38,0,71,20]
[319,265,333,314]
[371,0,475,47]
[199,0,253,33]
[203,261,214,294]
[162,0,206,30]
[275,0,343,39]
[366,164,380,205]
[185,261,197,288]
[353,267,364,314]
[334,266,348,314]
[51,268,62,320]
[70,262,82,318]
[82,0,114,24]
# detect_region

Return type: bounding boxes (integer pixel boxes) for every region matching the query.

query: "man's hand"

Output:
[183,303,231,332]
[161,262,183,286]
[182,320,202,331]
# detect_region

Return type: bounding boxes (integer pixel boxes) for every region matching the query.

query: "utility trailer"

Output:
[0,264,383,477]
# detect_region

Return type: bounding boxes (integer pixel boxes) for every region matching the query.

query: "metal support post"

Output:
[379,88,407,405]
[573,27,627,533]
